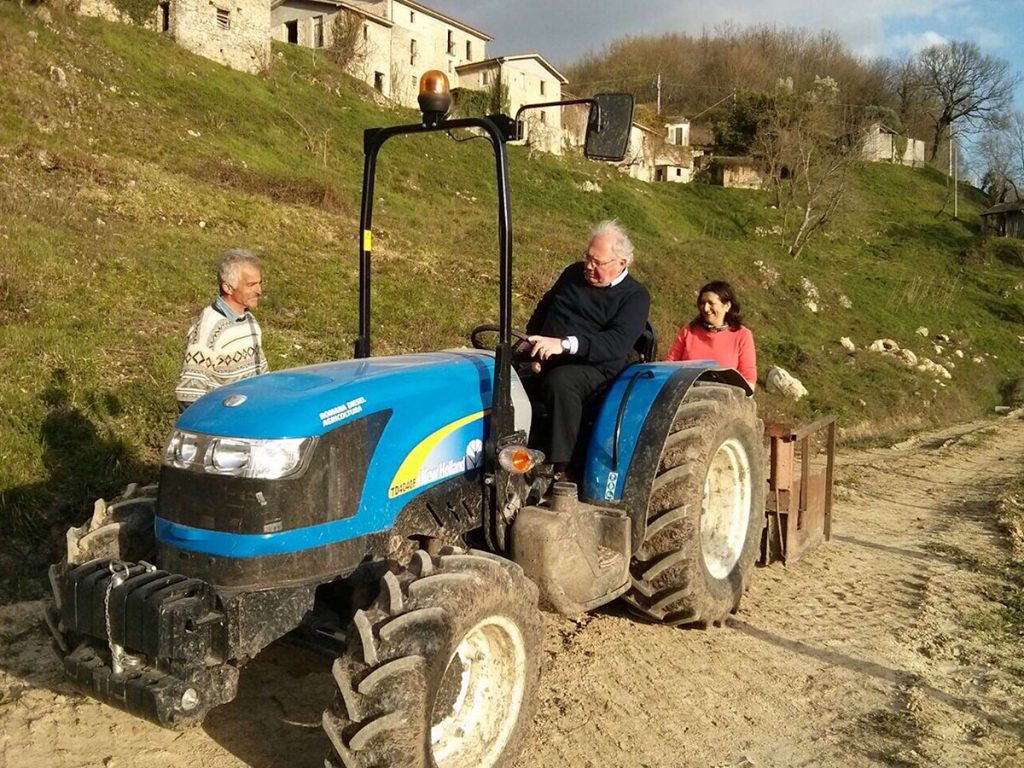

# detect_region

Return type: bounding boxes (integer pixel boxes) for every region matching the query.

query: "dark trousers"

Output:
[526,364,611,466]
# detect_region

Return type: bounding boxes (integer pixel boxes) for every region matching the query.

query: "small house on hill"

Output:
[708,156,763,189]
[980,201,1024,239]
[862,123,925,167]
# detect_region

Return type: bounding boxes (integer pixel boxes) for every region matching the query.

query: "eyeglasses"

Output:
[582,252,621,268]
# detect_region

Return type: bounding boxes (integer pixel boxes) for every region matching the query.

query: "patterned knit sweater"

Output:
[175,302,268,406]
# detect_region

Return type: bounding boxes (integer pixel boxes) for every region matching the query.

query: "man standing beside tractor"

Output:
[525,220,651,478]
[174,247,268,411]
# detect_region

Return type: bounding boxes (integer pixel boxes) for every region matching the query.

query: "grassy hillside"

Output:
[2,4,1024,598]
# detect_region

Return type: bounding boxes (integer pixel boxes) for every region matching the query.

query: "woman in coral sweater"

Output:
[666,280,757,387]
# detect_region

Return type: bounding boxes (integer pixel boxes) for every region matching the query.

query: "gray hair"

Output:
[589,219,634,265]
[218,248,261,290]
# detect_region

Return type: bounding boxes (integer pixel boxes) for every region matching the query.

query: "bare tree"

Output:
[978,130,1019,203]
[738,76,863,257]
[326,10,365,70]
[916,41,1019,163]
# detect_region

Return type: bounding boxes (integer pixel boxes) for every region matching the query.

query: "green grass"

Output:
[2,4,1024,598]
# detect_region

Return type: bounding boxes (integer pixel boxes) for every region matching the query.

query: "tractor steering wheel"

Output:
[469,323,533,351]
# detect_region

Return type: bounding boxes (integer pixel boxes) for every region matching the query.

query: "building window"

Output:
[539,80,546,96]
[447,60,453,74]
[158,1,169,31]
[409,10,414,22]
[284,18,297,43]
[312,15,324,48]
[465,41,472,60]
[411,75,417,88]
[447,30,455,55]
[676,168,681,177]
[540,111,546,124]
[215,7,230,29]
[480,71,488,86]
[363,23,368,41]
[410,39,417,66]
[374,71,385,92]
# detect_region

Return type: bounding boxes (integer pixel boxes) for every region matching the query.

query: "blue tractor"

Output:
[45,72,765,768]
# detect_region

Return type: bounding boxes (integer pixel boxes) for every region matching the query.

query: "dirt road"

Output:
[3,418,1024,768]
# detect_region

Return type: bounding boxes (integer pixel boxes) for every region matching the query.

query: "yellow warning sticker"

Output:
[363,230,372,251]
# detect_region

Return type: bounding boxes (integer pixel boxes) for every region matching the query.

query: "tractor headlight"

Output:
[163,430,316,479]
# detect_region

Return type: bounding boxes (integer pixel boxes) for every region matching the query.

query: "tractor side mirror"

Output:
[584,93,634,161]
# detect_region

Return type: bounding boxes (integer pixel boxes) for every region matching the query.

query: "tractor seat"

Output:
[631,321,658,364]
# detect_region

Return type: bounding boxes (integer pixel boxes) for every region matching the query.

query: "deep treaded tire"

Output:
[623,383,765,626]
[323,548,543,768]
[65,482,158,565]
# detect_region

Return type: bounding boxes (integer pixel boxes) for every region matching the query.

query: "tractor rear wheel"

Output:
[623,383,765,626]
[323,548,542,768]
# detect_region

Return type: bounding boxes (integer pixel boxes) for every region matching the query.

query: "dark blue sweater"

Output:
[526,262,650,375]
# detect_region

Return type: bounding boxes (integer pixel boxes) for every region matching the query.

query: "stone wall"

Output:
[174,0,269,74]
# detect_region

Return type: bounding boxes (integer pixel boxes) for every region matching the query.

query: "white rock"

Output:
[916,327,929,337]
[579,181,602,193]
[766,366,808,400]
[839,294,853,309]
[804,300,819,313]
[933,344,943,355]
[899,349,918,366]
[935,333,951,343]
[973,356,984,363]
[869,338,899,353]
[839,337,855,352]
[801,276,820,300]
[50,66,67,88]
[954,349,964,358]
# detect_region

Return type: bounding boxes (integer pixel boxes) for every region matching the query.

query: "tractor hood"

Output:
[176,350,499,440]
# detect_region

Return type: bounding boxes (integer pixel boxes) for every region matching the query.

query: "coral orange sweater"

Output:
[665,324,757,385]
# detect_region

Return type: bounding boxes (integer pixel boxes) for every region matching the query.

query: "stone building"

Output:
[78,0,270,74]
[708,156,763,189]
[455,54,567,155]
[271,0,492,107]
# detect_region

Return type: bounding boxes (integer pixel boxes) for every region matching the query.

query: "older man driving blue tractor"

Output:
[44,70,765,768]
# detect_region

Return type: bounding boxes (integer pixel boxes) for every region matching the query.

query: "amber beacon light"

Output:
[417,70,451,126]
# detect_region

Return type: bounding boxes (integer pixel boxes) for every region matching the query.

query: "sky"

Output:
[427,0,1024,105]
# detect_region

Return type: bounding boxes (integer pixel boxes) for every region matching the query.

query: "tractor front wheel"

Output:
[623,383,765,626]
[64,482,158,565]
[323,548,542,768]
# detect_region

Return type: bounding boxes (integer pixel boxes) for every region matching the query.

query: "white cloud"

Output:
[966,25,1005,49]
[885,29,951,54]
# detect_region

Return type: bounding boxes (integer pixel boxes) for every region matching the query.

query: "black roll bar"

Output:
[354,114,518,446]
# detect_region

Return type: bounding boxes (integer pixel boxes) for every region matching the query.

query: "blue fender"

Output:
[581,361,752,548]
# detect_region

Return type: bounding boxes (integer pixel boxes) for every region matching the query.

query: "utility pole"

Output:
[656,72,662,115]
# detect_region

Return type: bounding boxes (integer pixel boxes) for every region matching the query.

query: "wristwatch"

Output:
[560,338,571,352]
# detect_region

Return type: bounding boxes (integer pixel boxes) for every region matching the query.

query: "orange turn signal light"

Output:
[498,446,543,474]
